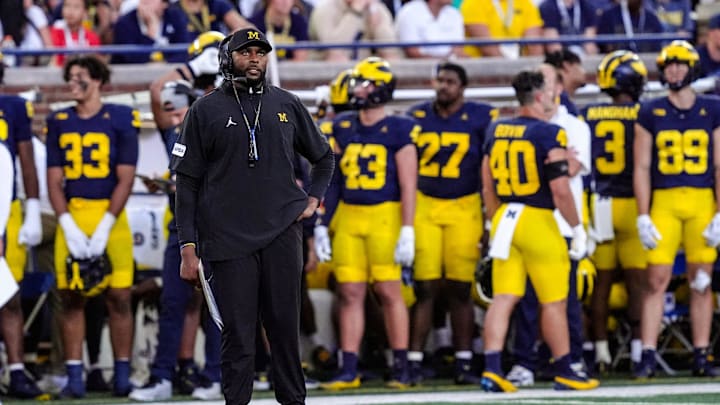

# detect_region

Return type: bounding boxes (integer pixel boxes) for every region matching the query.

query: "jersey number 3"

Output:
[490,139,540,196]
[60,132,111,180]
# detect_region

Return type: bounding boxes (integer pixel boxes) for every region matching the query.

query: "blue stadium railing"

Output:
[1,33,690,57]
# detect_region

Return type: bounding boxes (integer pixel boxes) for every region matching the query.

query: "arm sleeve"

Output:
[0,145,13,236]
[319,164,341,227]
[170,106,207,178]
[175,172,200,245]
[308,149,334,200]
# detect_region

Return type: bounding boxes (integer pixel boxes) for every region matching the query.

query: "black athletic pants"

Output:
[210,222,305,405]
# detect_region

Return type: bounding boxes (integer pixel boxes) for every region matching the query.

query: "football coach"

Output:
[170,28,334,404]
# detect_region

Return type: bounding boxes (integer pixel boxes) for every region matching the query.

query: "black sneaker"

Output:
[693,352,720,377]
[86,368,110,392]
[8,370,50,400]
[176,363,201,395]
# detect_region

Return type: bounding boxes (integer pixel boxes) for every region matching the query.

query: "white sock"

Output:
[595,340,611,364]
[66,360,83,366]
[408,351,424,362]
[455,350,473,361]
[631,339,643,363]
[9,363,24,372]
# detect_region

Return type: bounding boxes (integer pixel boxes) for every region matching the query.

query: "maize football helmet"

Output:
[65,254,111,297]
[597,50,647,101]
[576,258,596,304]
[187,31,225,59]
[329,68,353,113]
[473,256,493,309]
[349,57,396,109]
[656,40,700,90]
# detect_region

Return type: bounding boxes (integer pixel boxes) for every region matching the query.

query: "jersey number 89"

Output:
[656,129,709,175]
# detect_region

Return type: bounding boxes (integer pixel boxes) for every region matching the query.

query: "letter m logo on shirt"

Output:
[277,112,288,122]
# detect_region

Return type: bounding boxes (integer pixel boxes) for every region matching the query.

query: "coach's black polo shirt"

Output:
[170,81,330,260]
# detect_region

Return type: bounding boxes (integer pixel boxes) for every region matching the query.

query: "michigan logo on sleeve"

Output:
[172,143,187,157]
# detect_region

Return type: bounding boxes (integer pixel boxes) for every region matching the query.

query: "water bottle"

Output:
[2,35,17,67]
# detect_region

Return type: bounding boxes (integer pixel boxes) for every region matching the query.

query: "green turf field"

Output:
[4,377,720,404]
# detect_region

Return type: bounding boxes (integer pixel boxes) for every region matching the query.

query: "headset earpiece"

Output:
[218,35,233,80]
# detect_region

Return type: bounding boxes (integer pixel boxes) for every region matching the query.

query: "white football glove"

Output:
[187,47,220,78]
[394,226,415,267]
[569,224,588,261]
[88,212,116,257]
[314,225,332,263]
[637,214,662,250]
[702,212,720,248]
[59,213,90,259]
[18,198,42,246]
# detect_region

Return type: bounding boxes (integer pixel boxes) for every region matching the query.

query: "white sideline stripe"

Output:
[136,382,720,405]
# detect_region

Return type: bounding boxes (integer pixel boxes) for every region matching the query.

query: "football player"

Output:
[316,57,418,390]
[46,55,140,398]
[582,50,648,373]
[480,70,598,392]
[405,61,496,385]
[634,40,720,378]
[506,63,591,387]
[0,50,47,400]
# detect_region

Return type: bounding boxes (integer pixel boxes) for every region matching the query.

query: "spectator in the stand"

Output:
[50,0,102,67]
[545,48,586,116]
[596,0,664,53]
[698,14,720,78]
[111,0,191,64]
[650,0,693,35]
[171,0,251,39]
[394,0,465,59]
[309,0,400,61]
[539,0,598,56]
[249,0,310,61]
[49,1,124,45]
[461,0,544,58]
[20,0,53,66]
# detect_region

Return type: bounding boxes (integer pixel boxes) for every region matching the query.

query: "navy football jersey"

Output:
[581,102,640,198]
[484,117,567,209]
[332,112,419,205]
[46,104,140,200]
[407,101,497,199]
[0,95,33,162]
[637,95,720,190]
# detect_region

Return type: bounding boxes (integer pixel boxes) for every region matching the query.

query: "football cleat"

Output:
[319,372,361,390]
[480,371,518,393]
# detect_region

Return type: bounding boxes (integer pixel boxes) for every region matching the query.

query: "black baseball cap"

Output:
[227,28,273,53]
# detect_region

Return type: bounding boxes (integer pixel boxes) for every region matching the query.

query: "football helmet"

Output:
[329,68,353,113]
[656,40,700,90]
[576,258,596,304]
[597,50,647,101]
[188,31,225,59]
[65,254,111,297]
[473,256,493,309]
[349,57,396,109]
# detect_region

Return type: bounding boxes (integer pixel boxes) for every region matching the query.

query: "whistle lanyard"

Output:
[182,2,211,33]
[556,0,581,34]
[491,0,514,31]
[232,85,263,167]
[620,0,645,51]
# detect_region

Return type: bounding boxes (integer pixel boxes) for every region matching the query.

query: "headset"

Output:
[218,35,234,81]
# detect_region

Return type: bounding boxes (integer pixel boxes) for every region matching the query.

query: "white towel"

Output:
[592,194,615,242]
[489,203,525,260]
[0,258,19,308]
